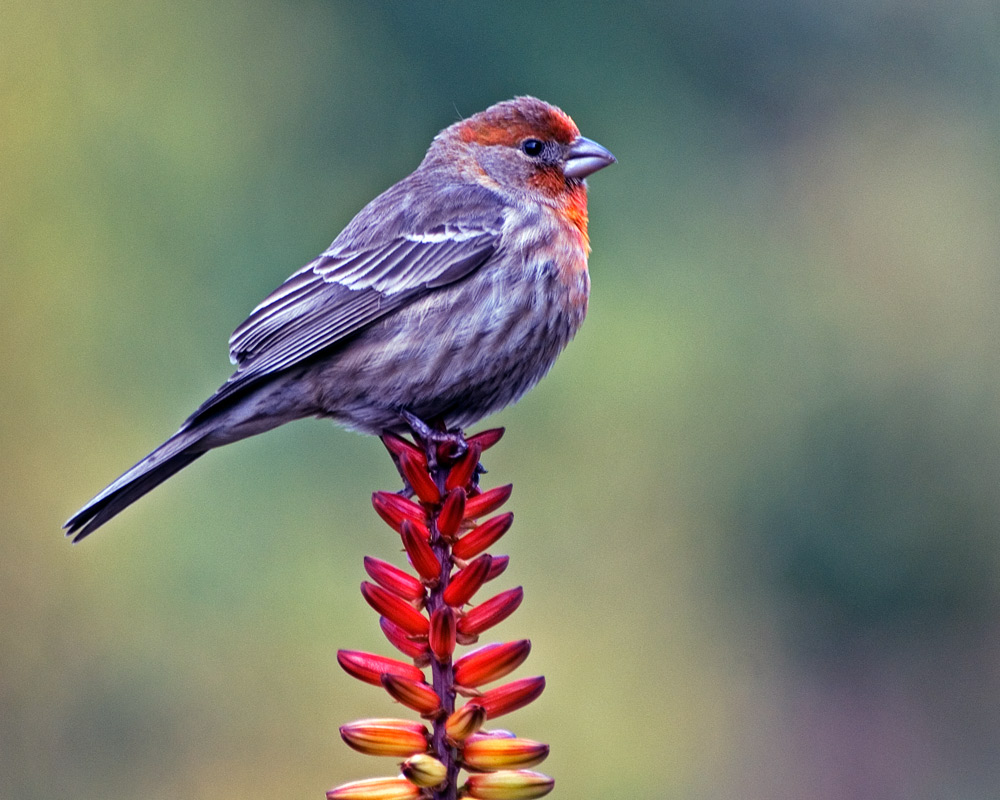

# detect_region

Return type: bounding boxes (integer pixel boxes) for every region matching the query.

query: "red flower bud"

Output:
[399,451,440,505]
[445,702,486,742]
[436,487,466,538]
[457,587,523,636]
[428,606,457,662]
[361,582,429,636]
[337,650,425,687]
[445,442,482,492]
[339,718,428,757]
[477,676,545,719]
[380,674,441,716]
[381,432,426,466]
[485,555,509,582]
[327,777,422,800]
[466,427,505,453]
[372,492,427,534]
[379,617,430,662]
[452,513,514,560]
[443,554,493,608]
[463,485,513,520]
[401,520,441,582]
[454,640,531,688]
[364,556,425,603]
[464,770,553,800]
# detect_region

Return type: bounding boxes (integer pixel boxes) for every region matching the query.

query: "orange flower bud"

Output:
[372,492,427,534]
[337,650,425,687]
[462,736,549,771]
[477,676,545,719]
[364,557,425,603]
[339,718,428,757]
[464,770,553,800]
[453,640,531,688]
[443,554,492,608]
[327,776,422,800]
[436,487,466,537]
[398,451,440,504]
[361,582,429,636]
[445,442,482,492]
[463,485,512,520]
[400,753,447,788]
[401,520,440,582]
[466,427,505,453]
[456,587,523,636]
[381,674,441,716]
[444,702,486,741]
[452,513,514,560]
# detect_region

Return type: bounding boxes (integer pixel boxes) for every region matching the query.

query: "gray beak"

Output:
[564,135,617,179]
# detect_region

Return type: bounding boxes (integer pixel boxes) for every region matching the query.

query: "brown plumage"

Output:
[64,97,615,540]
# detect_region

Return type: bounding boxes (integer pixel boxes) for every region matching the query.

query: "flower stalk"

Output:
[328,428,552,800]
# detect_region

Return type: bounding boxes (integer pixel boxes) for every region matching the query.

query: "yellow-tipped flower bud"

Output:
[464,770,554,799]
[400,753,448,788]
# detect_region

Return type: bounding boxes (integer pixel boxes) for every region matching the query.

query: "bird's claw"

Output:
[398,410,468,468]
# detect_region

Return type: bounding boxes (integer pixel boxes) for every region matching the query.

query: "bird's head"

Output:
[431,96,616,199]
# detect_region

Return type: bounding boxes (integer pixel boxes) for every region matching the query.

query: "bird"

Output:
[64,96,616,541]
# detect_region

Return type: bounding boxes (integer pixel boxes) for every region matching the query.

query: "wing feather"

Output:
[230,231,498,374]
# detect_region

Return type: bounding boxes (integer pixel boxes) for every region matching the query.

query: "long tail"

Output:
[63,429,209,542]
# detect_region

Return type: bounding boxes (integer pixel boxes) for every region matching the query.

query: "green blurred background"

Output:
[4,2,1000,798]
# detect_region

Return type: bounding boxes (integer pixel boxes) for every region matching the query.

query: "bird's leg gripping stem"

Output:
[398,409,469,467]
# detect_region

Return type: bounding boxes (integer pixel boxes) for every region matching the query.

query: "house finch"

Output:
[64,96,615,540]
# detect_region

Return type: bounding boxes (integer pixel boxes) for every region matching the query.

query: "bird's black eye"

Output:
[520,138,544,157]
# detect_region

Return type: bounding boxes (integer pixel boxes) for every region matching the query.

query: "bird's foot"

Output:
[398,410,468,468]
[383,411,487,497]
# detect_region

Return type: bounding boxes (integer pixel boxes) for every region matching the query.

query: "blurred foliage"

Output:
[734,385,1000,640]
[4,2,1000,799]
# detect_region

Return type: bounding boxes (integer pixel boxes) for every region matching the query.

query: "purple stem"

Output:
[426,452,459,800]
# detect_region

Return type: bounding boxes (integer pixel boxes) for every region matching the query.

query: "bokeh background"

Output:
[4,2,1000,798]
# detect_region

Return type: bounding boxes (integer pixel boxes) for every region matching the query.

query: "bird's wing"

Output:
[228,222,499,375]
[185,182,505,424]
